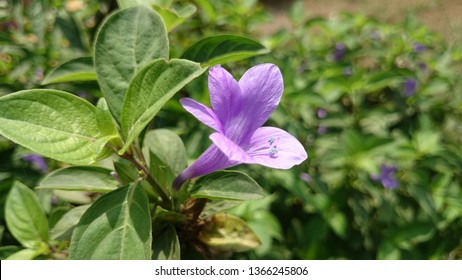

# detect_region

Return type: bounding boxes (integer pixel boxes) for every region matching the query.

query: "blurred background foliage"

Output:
[1,0,462,259]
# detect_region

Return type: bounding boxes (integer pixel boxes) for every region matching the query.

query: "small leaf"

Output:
[42,57,96,85]
[0,90,112,165]
[120,59,205,153]
[198,213,260,253]
[181,35,269,66]
[94,6,169,121]
[69,183,152,259]
[143,129,188,176]
[113,159,140,185]
[0,246,22,259]
[147,152,175,193]
[152,225,181,260]
[96,98,123,148]
[38,166,119,192]
[50,205,90,240]
[5,181,49,248]
[154,4,197,32]
[191,170,265,201]
[6,248,42,260]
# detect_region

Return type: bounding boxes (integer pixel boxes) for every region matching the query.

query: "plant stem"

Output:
[121,148,172,210]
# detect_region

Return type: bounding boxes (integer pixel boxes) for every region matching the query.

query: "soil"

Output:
[261,0,462,44]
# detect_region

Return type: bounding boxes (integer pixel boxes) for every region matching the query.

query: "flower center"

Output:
[267,136,279,158]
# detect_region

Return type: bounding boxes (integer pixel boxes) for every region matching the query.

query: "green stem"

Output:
[121,148,172,210]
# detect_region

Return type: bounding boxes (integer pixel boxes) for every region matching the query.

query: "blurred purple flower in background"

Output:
[412,43,427,53]
[22,154,48,173]
[403,79,418,97]
[371,164,398,189]
[317,108,327,119]
[332,43,346,61]
[317,125,327,135]
[173,64,308,189]
[300,172,311,182]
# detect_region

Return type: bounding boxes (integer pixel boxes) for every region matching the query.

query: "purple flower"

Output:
[317,125,327,135]
[300,172,311,182]
[332,43,346,61]
[22,154,48,173]
[173,64,307,189]
[403,79,418,97]
[371,165,398,189]
[412,43,427,53]
[317,108,327,119]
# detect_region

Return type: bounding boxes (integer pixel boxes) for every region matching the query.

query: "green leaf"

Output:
[0,246,22,259]
[0,90,112,165]
[38,166,119,192]
[120,59,205,153]
[390,222,436,250]
[5,181,49,248]
[152,225,181,260]
[42,57,96,85]
[69,183,152,259]
[154,4,197,32]
[198,213,260,253]
[113,159,140,185]
[181,35,269,66]
[6,248,42,260]
[326,211,347,239]
[94,6,169,121]
[117,0,153,9]
[191,170,265,201]
[50,205,90,240]
[147,152,175,193]
[143,129,187,176]
[96,98,123,148]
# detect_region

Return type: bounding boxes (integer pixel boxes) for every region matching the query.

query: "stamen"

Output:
[268,136,276,145]
[268,146,278,158]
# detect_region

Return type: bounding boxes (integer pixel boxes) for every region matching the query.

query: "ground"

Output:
[262,0,462,44]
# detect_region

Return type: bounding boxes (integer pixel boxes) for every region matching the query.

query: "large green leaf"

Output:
[94,6,168,121]
[119,59,205,153]
[5,181,49,248]
[181,35,269,66]
[143,129,187,176]
[191,170,265,201]
[42,57,96,85]
[0,90,112,165]
[69,183,152,259]
[38,166,119,192]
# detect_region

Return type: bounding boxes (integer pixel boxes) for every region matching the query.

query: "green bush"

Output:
[0,0,461,260]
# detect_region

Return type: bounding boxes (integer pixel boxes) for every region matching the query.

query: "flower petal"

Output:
[208,65,242,129]
[180,98,223,133]
[246,126,307,169]
[226,64,283,143]
[210,132,255,163]
[173,145,237,189]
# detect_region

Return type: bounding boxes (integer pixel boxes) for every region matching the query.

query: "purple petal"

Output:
[22,154,48,173]
[180,98,223,133]
[208,65,242,129]
[223,64,282,144]
[173,145,237,189]
[210,132,255,163]
[246,126,307,169]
